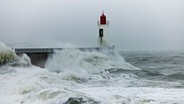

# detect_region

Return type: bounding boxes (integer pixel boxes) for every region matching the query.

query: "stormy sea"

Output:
[1,43,184,104]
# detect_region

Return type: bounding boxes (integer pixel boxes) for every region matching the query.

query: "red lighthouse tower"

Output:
[100,13,106,24]
[97,12,109,48]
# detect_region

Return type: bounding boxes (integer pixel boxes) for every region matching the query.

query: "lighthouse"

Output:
[97,12,109,48]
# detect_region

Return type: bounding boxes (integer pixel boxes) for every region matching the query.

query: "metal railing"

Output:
[15,48,55,54]
[14,47,100,54]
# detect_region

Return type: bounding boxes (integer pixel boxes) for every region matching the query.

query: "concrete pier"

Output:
[14,48,100,68]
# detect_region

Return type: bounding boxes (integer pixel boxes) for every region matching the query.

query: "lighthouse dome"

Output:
[100,13,106,24]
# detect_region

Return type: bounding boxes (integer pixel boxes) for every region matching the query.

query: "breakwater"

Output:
[15,48,100,68]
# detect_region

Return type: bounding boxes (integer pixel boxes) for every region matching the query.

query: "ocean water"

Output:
[1,46,184,104]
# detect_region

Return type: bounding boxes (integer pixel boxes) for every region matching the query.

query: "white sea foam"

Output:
[0,43,184,104]
[46,49,140,73]
[77,87,184,104]
[1,66,184,104]
[10,54,31,67]
[0,42,31,66]
[0,42,16,65]
[45,49,142,84]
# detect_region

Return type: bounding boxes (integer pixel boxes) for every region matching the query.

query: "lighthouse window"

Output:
[99,29,103,37]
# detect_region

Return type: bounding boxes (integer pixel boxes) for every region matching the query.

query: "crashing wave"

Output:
[10,54,31,67]
[46,49,140,73]
[44,49,141,83]
[0,42,17,65]
[0,42,31,67]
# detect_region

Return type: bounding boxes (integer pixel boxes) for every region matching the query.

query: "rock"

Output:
[63,97,83,104]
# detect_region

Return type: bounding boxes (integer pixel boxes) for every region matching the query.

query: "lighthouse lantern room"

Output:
[97,12,109,48]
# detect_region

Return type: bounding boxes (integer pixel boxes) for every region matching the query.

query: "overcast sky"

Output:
[0,0,184,50]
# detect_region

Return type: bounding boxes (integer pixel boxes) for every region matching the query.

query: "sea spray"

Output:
[1,47,184,103]
[0,42,16,65]
[10,54,31,67]
[45,49,141,83]
[0,42,31,67]
[45,49,140,74]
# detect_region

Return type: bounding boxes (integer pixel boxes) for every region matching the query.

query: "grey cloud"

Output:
[0,0,184,50]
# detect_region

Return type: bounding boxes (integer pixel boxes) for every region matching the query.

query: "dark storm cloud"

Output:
[0,0,184,50]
